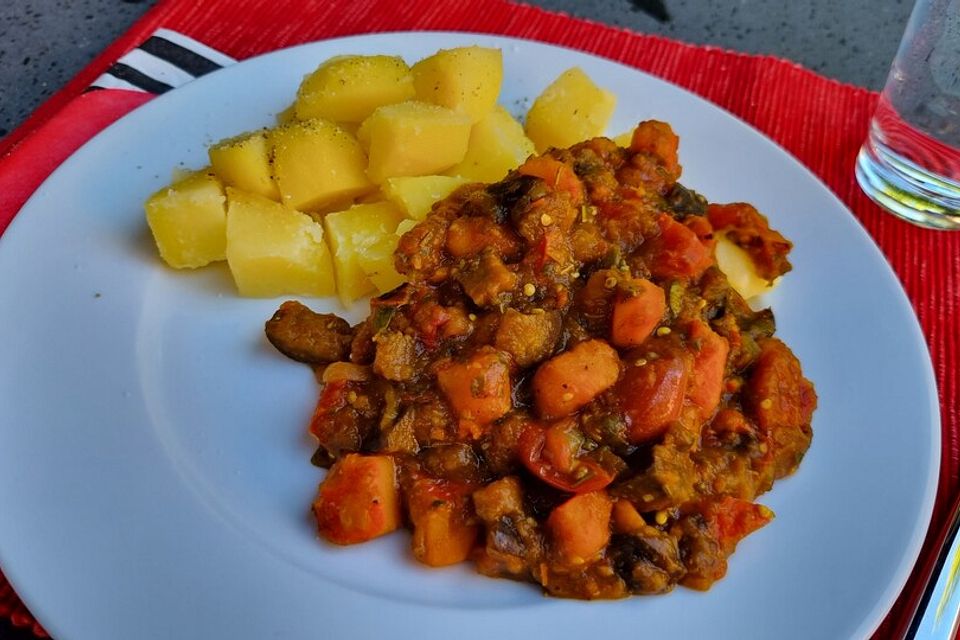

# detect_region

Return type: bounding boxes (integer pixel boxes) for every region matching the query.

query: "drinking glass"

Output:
[856,0,960,230]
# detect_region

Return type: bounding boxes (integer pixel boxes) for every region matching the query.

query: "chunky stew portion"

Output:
[265,121,816,599]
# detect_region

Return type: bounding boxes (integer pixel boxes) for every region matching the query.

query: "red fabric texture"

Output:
[1,0,958,637]
[0,90,154,236]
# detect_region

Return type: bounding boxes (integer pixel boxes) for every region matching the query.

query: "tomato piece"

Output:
[700,496,773,555]
[542,419,585,473]
[311,380,349,419]
[517,155,585,205]
[642,213,713,281]
[683,215,716,252]
[518,422,615,493]
[308,379,354,445]
[629,120,681,180]
[412,302,451,349]
[610,278,666,348]
[618,353,690,443]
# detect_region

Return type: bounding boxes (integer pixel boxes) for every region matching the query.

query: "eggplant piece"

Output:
[265,300,353,364]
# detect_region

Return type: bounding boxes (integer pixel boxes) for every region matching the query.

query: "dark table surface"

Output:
[0,0,916,638]
[2,0,915,140]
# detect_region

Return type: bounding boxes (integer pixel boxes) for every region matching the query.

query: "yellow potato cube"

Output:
[360,242,406,294]
[361,101,472,183]
[269,119,374,212]
[715,232,779,301]
[145,170,226,269]
[396,218,419,236]
[295,55,416,123]
[446,106,535,182]
[224,188,335,297]
[356,189,386,204]
[323,202,407,303]
[275,103,298,125]
[208,129,279,200]
[525,67,617,152]
[382,175,470,220]
[412,46,503,123]
[612,131,633,147]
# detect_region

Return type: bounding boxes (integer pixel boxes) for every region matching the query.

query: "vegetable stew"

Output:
[265,120,816,599]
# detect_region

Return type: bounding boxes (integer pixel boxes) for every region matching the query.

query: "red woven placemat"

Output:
[2,0,958,637]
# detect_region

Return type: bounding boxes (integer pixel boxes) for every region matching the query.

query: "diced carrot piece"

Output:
[642,213,713,281]
[517,155,585,204]
[436,347,512,438]
[610,278,666,348]
[612,499,647,534]
[630,120,680,180]
[313,453,400,545]
[408,479,478,567]
[618,353,690,443]
[533,339,621,419]
[547,491,613,562]
[686,320,730,419]
[743,338,817,432]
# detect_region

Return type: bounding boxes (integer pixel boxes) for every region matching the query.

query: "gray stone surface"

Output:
[1,0,152,137]
[0,0,916,140]
[531,0,913,88]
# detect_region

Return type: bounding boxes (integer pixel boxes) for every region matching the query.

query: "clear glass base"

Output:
[856,137,960,231]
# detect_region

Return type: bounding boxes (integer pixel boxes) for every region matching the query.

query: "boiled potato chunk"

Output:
[412,46,503,123]
[612,131,633,147]
[324,202,407,303]
[525,67,617,152]
[714,232,779,300]
[356,189,386,204]
[269,119,374,212]
[275,103,298,125]
[145,170,226,269]
[359,235,407,293]
[296,55,416,123]
[446,106,535,182]
[361,101,472,183]
[208,129,279,200]
[382,175,470,220]
[224,188,335,297]
[396,218,418,236]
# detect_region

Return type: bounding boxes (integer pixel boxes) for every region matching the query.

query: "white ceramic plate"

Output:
[0,32,939,640]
